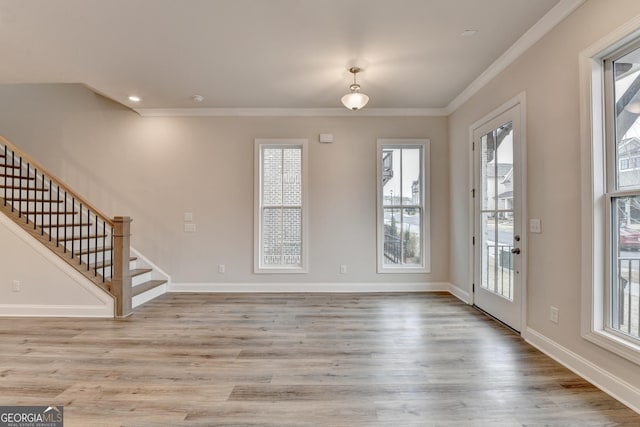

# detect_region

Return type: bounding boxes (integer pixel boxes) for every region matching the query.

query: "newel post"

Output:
[112,216,133,318]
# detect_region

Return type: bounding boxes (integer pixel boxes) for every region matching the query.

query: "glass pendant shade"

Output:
[341,67,369,110]
[341,91,370,111]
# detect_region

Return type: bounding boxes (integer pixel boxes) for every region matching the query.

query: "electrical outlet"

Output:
[340,264,347,274]
[12,280,20,292]
[218,264,225,274]
[550,306,559,324]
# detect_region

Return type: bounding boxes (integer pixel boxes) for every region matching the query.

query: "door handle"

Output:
[511,248,521,254]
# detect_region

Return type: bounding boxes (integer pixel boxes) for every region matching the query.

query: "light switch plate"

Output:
[184,212,193,222]
[184,223,196,233]
[530,218,542,233]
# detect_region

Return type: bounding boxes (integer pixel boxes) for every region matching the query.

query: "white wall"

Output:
[0,84,449,286]
[0,213,113,317]
[449,0,640,396]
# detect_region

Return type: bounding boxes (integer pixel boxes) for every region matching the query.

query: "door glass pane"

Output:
[481,134,495,211]
[496,220,514,300]
[479,121,515,301]
[613,196,640,339]
[614,47,640,190]
[480,212,497,292]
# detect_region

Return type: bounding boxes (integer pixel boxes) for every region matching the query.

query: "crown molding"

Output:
[446,0,586,114]
[134,107,448,117]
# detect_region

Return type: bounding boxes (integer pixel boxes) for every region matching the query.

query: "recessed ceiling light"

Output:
[191,95,205,103]
[128,95,141,102]
[461,30,478,37]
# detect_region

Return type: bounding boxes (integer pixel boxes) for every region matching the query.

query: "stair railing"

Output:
[0,135,132,317]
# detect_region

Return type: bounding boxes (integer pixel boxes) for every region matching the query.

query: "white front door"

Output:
[473,100,524,331]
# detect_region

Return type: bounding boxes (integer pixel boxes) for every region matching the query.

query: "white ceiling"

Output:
[0,0,577,114]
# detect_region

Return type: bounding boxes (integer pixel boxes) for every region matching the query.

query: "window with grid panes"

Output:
[582,29,640,365]
[377,139,430,273]
[255,139,308,273]
[605,41,640,345]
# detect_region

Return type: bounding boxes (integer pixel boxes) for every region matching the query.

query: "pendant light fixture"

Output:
[341,67,369,111]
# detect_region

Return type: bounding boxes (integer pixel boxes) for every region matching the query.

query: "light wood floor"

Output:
[0,292,638,426]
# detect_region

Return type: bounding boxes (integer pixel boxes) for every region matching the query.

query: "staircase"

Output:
[0,136,168,317]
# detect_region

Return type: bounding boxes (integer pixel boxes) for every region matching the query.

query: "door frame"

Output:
[468,92,527,333]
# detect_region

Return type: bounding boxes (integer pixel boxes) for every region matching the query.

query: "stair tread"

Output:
[130,268,152,277]
[132,279,167,297]
[0,164,21,169]
[74,247,112,255]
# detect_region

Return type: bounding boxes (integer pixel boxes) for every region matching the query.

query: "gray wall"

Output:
[0,84,449,284]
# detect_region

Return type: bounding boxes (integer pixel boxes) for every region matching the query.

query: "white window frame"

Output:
[376,138,431,273]
[580,17,640,365]
[254,138,309,274]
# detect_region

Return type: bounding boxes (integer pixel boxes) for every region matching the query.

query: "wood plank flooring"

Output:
[0,292,638,426]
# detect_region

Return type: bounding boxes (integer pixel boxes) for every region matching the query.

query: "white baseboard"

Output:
[0,303,113,318]
[169,281,452,293]
[448,282,471,304]
[524,327,640,414]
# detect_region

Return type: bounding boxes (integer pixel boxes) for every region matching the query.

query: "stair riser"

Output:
[93,268,112,280]
[37,228,105,240]
[132,272,152,287]
[132,283,167,309]
[94,259,137,278]
[75,252,113,266]
[50,240,112,253]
